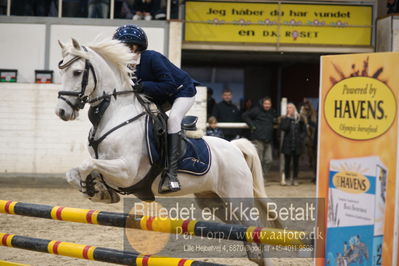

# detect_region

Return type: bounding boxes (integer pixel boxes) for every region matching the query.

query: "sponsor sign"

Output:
[185,2,372,46]
[317,53,399,265]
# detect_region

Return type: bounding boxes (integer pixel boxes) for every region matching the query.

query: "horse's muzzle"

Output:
[55,107,68,121]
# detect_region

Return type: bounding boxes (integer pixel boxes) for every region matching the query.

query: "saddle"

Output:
[87,95,211,202]
[146,114,211,175]
[85,92,211,201]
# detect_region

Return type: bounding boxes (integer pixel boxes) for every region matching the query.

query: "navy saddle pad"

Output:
[145,116,211,176]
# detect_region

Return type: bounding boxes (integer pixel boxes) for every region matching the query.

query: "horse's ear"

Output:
[58,40,65,49]
[71,38,80,50]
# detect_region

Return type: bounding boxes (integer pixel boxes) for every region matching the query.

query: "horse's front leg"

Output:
[66,158,131,203]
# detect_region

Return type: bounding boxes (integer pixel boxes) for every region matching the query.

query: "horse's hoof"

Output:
[65,168,82,189]
[89,188,120,204]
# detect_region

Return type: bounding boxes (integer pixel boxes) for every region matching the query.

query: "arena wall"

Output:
[0,83,90,176]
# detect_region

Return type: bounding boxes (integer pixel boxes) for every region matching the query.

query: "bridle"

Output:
[58,46,98,111]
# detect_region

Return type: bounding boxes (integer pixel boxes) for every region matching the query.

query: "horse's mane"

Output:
[63,39,135,89]
[89,39,134,88]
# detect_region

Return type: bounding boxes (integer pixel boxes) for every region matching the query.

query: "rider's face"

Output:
[128,44,139,53]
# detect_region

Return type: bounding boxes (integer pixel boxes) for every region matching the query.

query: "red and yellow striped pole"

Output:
[0,200,311,246]
[0,232,221,266]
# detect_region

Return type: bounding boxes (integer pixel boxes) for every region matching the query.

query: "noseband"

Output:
[58,46,98,111]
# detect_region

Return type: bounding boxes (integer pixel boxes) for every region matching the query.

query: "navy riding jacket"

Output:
[135,50,198,104]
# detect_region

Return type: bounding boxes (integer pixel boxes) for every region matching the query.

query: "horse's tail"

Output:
[231,138,282,229]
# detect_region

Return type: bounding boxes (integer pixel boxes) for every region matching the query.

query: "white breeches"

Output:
[168,96,195,134]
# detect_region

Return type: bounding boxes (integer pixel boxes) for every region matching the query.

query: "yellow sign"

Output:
[324,77,396,140]
[332,171,370,194]
[185,2,372,46]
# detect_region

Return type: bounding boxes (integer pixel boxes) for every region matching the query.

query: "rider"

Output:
[113,24,198,194]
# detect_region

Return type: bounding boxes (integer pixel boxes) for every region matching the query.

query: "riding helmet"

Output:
[113,24,148,51]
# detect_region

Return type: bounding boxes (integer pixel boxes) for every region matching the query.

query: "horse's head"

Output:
[55,38,97,121]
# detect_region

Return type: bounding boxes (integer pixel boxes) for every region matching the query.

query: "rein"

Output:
[88,111,146,159]
[87,89,135,104]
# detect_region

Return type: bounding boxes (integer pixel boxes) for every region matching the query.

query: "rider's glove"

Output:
[133,82,144,93]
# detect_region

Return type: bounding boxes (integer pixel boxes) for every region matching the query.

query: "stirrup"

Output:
[158,173,181,194]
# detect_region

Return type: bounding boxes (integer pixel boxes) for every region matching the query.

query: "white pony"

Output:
[55,38,281,266]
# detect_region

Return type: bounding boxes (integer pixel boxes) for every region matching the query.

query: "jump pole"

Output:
[0,200,311,246]
[0,232,222,266]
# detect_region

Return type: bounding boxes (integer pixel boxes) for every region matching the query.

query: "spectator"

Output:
[206,116,224,139]
[207,87,216,119]
[242,97,277,181]
[299,98,318,183]
[11,0,51,16]
[114,0,134,18]
[170,0,179,19]
[88,0,109,18]
[212,88,241,141]
[241,98,253,113]
[300,99,317,168]
[48,0,59,16]
[1,0,7,15]
[280,103,307,186]
[132,0,164,20]
[388,0,399,14]
[240,98,254,139]
[62,0,88,17]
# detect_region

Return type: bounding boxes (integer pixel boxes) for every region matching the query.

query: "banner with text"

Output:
[185,2,372,46]
[316,53,399,265]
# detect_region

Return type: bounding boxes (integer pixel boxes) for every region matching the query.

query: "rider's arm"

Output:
[141,53,180,98]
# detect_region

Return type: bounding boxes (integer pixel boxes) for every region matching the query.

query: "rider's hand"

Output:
[133,82,144,93]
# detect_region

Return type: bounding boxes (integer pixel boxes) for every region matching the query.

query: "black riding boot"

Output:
[159,132,182,193]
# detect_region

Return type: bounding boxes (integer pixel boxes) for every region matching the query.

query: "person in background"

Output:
[113,24,198,193]
[132,0,164,20]
[206,87,216,119]
[242,97,277,182]
[280,102,307,186]
[300,98,318,184]
[11,0,51,16]
[170,0,179,19]
[114,0,134,18]
[88,0,109,18]
[241,98,253,113]
[0,0,6,15]
[240,98,254,139]
[206,116,224,139]
[62,0,88,17]
[299,98,317,173]
[212,88,241,141]
[388,0,399,14]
